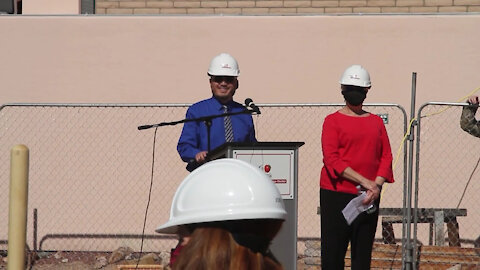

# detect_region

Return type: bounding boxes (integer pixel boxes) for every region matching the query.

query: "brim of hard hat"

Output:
[207,71,239,77]
[155,209,287,234]
[339,81,371,87]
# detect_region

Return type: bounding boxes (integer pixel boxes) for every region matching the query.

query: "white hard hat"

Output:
[339,64,371,87]
[156,159,286,234]
[207,53,240,76]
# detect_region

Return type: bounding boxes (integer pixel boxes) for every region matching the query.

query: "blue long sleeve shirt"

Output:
[177,97,257,167]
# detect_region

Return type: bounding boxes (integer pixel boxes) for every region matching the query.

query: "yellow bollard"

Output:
[7,144,29,270]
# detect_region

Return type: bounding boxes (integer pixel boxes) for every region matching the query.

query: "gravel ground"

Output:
[0,251,170,270]
[1,252,317,270]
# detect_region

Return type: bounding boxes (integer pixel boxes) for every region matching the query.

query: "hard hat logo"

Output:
[349,74,360,80]
[221,64,232,69]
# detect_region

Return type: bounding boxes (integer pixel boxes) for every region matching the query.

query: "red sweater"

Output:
[320,111,394,195]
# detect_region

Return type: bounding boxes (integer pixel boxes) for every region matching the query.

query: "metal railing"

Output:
[411,102,480,268]
[0,103,409,264]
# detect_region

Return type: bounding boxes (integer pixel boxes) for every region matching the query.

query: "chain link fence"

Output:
[0,103,407,262]
[414,103,480,251]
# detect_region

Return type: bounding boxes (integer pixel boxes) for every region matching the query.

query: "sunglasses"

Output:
[342,85,369,93]
[211,76,236,83]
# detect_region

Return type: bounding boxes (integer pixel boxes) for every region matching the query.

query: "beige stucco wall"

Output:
[1,15,479,249]
[1,14,479,111]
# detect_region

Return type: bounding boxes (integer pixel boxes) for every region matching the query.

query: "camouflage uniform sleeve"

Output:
[460,105,480,138]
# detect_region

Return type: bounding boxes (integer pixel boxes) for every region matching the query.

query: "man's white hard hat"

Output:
[207,53,240,77]
[156,159,286,234]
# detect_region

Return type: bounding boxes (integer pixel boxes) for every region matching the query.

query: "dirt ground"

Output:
[1,252,319,270]
[0,250,171,270]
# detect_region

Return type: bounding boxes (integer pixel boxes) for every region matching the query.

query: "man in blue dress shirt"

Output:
[177,53,257,171]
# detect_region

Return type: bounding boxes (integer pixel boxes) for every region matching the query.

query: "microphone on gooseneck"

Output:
[138,124,153,130]
[245,98,261,114]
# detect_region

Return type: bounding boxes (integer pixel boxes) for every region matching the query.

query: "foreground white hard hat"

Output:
[156,159,286,234]
[339,64,371,87]
[207,53,240,77]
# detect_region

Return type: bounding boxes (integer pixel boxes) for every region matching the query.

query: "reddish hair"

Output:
[173,226,283,270]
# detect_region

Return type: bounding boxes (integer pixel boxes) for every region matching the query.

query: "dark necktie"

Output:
[223,105,234,142]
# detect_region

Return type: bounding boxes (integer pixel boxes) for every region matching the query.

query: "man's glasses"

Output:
[211,76,236,83]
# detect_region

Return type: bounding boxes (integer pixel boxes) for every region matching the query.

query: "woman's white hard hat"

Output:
[339,64,371,87]
[156,158,286,234]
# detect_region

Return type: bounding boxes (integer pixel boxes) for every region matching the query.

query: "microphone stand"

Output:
[138,109,258,153]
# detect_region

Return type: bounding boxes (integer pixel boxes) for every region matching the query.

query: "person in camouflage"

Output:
[460,95,480,137]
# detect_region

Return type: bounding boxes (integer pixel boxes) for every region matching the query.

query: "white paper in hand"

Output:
[342,192,373,225]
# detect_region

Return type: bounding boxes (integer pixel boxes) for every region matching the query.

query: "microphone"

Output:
[245,98,261,114]
[138,125,153,130]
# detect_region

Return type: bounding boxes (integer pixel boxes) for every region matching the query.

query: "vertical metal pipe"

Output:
[401,99,409,265]
[7,144,29,270]
[404,72,417,270]
[413,78,424,270]
[33,208,38,252]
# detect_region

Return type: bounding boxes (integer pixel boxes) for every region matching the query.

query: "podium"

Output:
[208,141,304,270]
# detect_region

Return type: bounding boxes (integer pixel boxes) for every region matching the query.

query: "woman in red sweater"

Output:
[320,65,394,270]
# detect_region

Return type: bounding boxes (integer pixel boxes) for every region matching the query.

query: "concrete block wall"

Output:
[96,0,480,15]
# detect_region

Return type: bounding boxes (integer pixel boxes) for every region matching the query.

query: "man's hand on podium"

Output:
[195,151,208,163]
